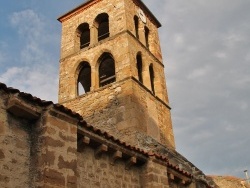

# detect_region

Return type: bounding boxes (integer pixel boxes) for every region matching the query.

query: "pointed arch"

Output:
[95,13,110,41]
[98,53,116,87]
[136,53,143,83]
[149,63,155,94]
[77,62,91,95]
[77,23,90,49]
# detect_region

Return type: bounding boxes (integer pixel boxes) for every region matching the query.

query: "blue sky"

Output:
[0,0,250,179]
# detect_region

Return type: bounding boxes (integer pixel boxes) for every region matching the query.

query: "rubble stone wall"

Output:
[0,93,31,188]
[61,78,175,148]
[77,147,141,188]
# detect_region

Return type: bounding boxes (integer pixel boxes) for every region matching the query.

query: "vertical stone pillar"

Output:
[91,65,96,91]
[141,158,169,188]
[90,25,98,46]
[33,110,78,188]
[154,72,163,99]
[139,22,146,46]
[142,61,151,92]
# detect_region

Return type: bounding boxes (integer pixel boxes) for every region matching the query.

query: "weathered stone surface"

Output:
[210,176,250,188]
[58,155,77,174]
[0,174,10,183]
[0,122,6,135]
[44,169,65,186]
[58,0,174,148]
[67,175,77,188]
[0,149,5,159]
[67,146,77,154]
[41,149,56,166]
[59,132,76,142]
[77,147,141,188]
[44,136,65,147]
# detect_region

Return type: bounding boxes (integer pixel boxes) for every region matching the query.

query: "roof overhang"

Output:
[57,0,161,27]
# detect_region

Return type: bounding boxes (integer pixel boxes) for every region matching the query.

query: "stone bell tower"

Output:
[58,0,175,149]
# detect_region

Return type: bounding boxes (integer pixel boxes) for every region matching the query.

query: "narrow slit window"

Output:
[136,53,143,83]
[77,62,91,95]
[99,53,116,87]
[149,64,155,94]
[134,16,139,38]
[144,26,149,48]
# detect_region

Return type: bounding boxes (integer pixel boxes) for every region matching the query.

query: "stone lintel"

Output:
[7,97,41,120]
[49,109,79,125]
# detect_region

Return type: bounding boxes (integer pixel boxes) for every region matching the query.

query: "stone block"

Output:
[44,169,65,187]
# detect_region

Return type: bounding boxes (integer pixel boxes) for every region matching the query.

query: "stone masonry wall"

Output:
[124,0,163,62]
[0,90,79,188]
[0,92,31,188]
[77,147,141,188]
[58,32,168,104]
[61,78,175,148]
[33,110,78,187]
[58,0,168,104]
[141,159,169,188]
[58,0,173,148]
[0,85,213,188]
[59,0,162,62]
[59,0,127,60]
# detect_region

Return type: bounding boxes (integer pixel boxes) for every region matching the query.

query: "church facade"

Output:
[0,0,227,187]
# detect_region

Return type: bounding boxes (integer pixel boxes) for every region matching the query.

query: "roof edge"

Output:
[57,0,101,22]
[132,0,161,27]
[57,0,161,27]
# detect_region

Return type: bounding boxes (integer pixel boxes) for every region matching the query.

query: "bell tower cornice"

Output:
[58,0,161,28]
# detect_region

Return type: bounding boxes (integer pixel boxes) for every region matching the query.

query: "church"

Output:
[0,0,247,187]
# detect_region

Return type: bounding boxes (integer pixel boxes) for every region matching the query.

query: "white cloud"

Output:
[214,51,227,59]
[0,42,8,66]
[223,33,245,49]
[187,65,211,80]
[158,0,250,177]
[10,9,44,38]
[174,33,185,47]
[0,9,59,102]
[0,65,58,102]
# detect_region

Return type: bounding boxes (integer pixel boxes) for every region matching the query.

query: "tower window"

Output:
[95,13,110,41]
[134,16,139,38]
[77,23,90,49]
[144,26,149,48]
[136,53,143,83]
[99,53,116,87]
[77,62,91,95]
[149,64,155,94]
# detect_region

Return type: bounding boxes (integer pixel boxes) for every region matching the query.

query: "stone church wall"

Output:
[77,147,141,188]
[0,83,213,188]
[0,93,31,188]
